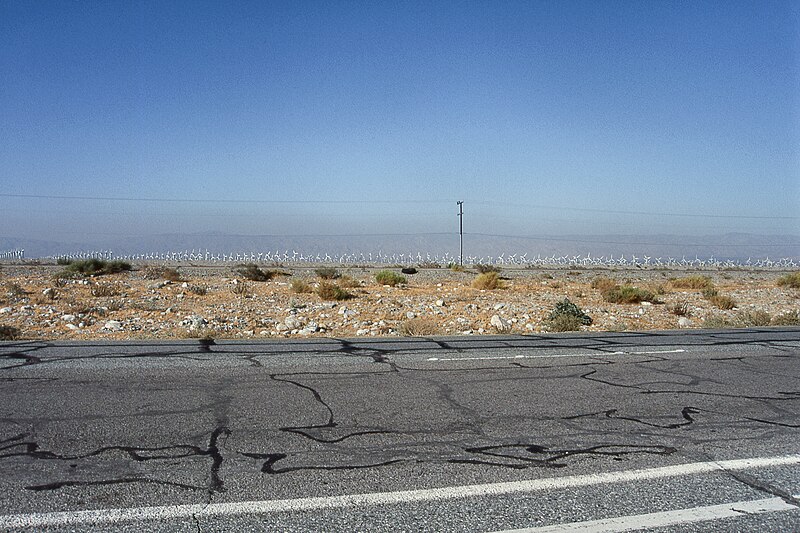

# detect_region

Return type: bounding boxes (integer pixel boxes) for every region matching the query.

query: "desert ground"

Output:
[1,262,799,341]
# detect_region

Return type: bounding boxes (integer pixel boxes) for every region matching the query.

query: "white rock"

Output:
[678,317,693,328]
[406,312,416,319]
[104,320,122,331]
[490,314,511,332]
[0,307,12,314]
[494,303,506,310]
[62,314,76,322]
[65,324,79,330]
[435,299,446,307]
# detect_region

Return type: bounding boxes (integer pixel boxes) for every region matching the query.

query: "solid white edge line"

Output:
[492,495,799,533]
[1,454,798,528]
[426,349,685,362]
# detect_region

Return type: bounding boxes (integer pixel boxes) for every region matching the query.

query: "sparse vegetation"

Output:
[290,279,314,294]
[447,263,465,272]
[0,325,21,340]
[545,298,592,332]
[670,275,714,290]
[91,284,119,298]
[230,282,249,297]
[602,285,659,304]
[776,272,800,289]
[472,272,504,290]
[314,267,340,280]
[186,284,207,296]
[315,281,354,301]
[702,315,730,329]
[375,270,406,287]
[56,257,71,266]
[399,317,440,336]
[234,263,277,282]
[337,275,360,288]
[160,268,182,282]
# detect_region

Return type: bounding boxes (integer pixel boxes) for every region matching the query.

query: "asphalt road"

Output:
[1,328,799,532]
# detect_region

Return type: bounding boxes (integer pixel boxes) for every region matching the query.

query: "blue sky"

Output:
[1,0,798,242]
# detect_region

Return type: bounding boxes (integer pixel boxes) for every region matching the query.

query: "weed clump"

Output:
[707,294,737,310]
[591,277,618,292]
[315,281,354,301]
[234,264,277,282]
[771,310,800,326]
[472,272,504,290]
[670,275,714,290]
[545,298,592,332]
[734,310,772,327]
[375,270,406,287]
[776,272,800,289]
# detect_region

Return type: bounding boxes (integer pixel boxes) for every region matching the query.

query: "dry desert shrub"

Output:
[337,275,361,288]
[670,275,714,290]
[91,284,119,297]
[474,264,501,274]
[315,281,353,301]
[230,281,249,297]
[472,272,504,290]
[776,272,800,289]
[314,267,340,280]
[670,301,690,316]
[590,277,618,292]
[602,285,659,304]
[375,270,406,287]
[734,310,772,327]
[186,284,207,296]
[771,310,800,326]
[234,263,278,282]
[290,279,314,294]
[707,294,737,310]
[399,317,441,336]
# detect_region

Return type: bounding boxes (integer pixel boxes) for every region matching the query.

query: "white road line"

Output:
[427,349,685,362]
[0,454,797,528]
[493,496,800,532]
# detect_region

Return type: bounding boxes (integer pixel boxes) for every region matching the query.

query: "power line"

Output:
[0,193,447,205]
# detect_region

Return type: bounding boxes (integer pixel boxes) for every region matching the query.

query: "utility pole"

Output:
[457,201,464,265]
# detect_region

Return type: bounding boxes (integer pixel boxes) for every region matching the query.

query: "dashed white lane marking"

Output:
[0,454,797,528]
[427,349,685,362]
[492,495,800,532]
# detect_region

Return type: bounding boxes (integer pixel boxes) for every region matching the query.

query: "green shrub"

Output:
[56,257,71,265]
[234,263,276,282]
[314,267,340,280]
[602,286,658,304]
[65,259,131,276]
[375,270,406,287]
[0,325,21,340]
[316,281,354,301]
[546,298,592,332]
[776,272,800,289]
[472,272,504,290]
[670,275,714,290]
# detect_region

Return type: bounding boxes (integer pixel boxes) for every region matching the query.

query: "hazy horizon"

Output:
[2,2,799,244]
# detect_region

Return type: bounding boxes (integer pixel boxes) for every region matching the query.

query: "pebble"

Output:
[103,320,122,331]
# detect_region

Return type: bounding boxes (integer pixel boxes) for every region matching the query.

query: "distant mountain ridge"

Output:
[2,232,798,262]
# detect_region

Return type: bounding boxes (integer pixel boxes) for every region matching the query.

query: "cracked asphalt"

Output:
[1,328,799,531]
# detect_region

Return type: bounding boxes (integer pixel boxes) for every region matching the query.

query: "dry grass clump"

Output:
[707,294,737,310]
[230,282,249,297]
[670,275,714,290]
[337,275,361,288]
[375,270,406,287]
[399,317,441,336]
[0,325,21,340]
[316,281,354,301]
[160,268,183,282]
[734,310,772,327]
[448,263,465,272]
[771,310,800,326]
[776,272,800,289]
[590,277,618,292]
[186,284,207,296]
[290,279,314,294]
[602,285,659,304]
[472,272,504,290]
